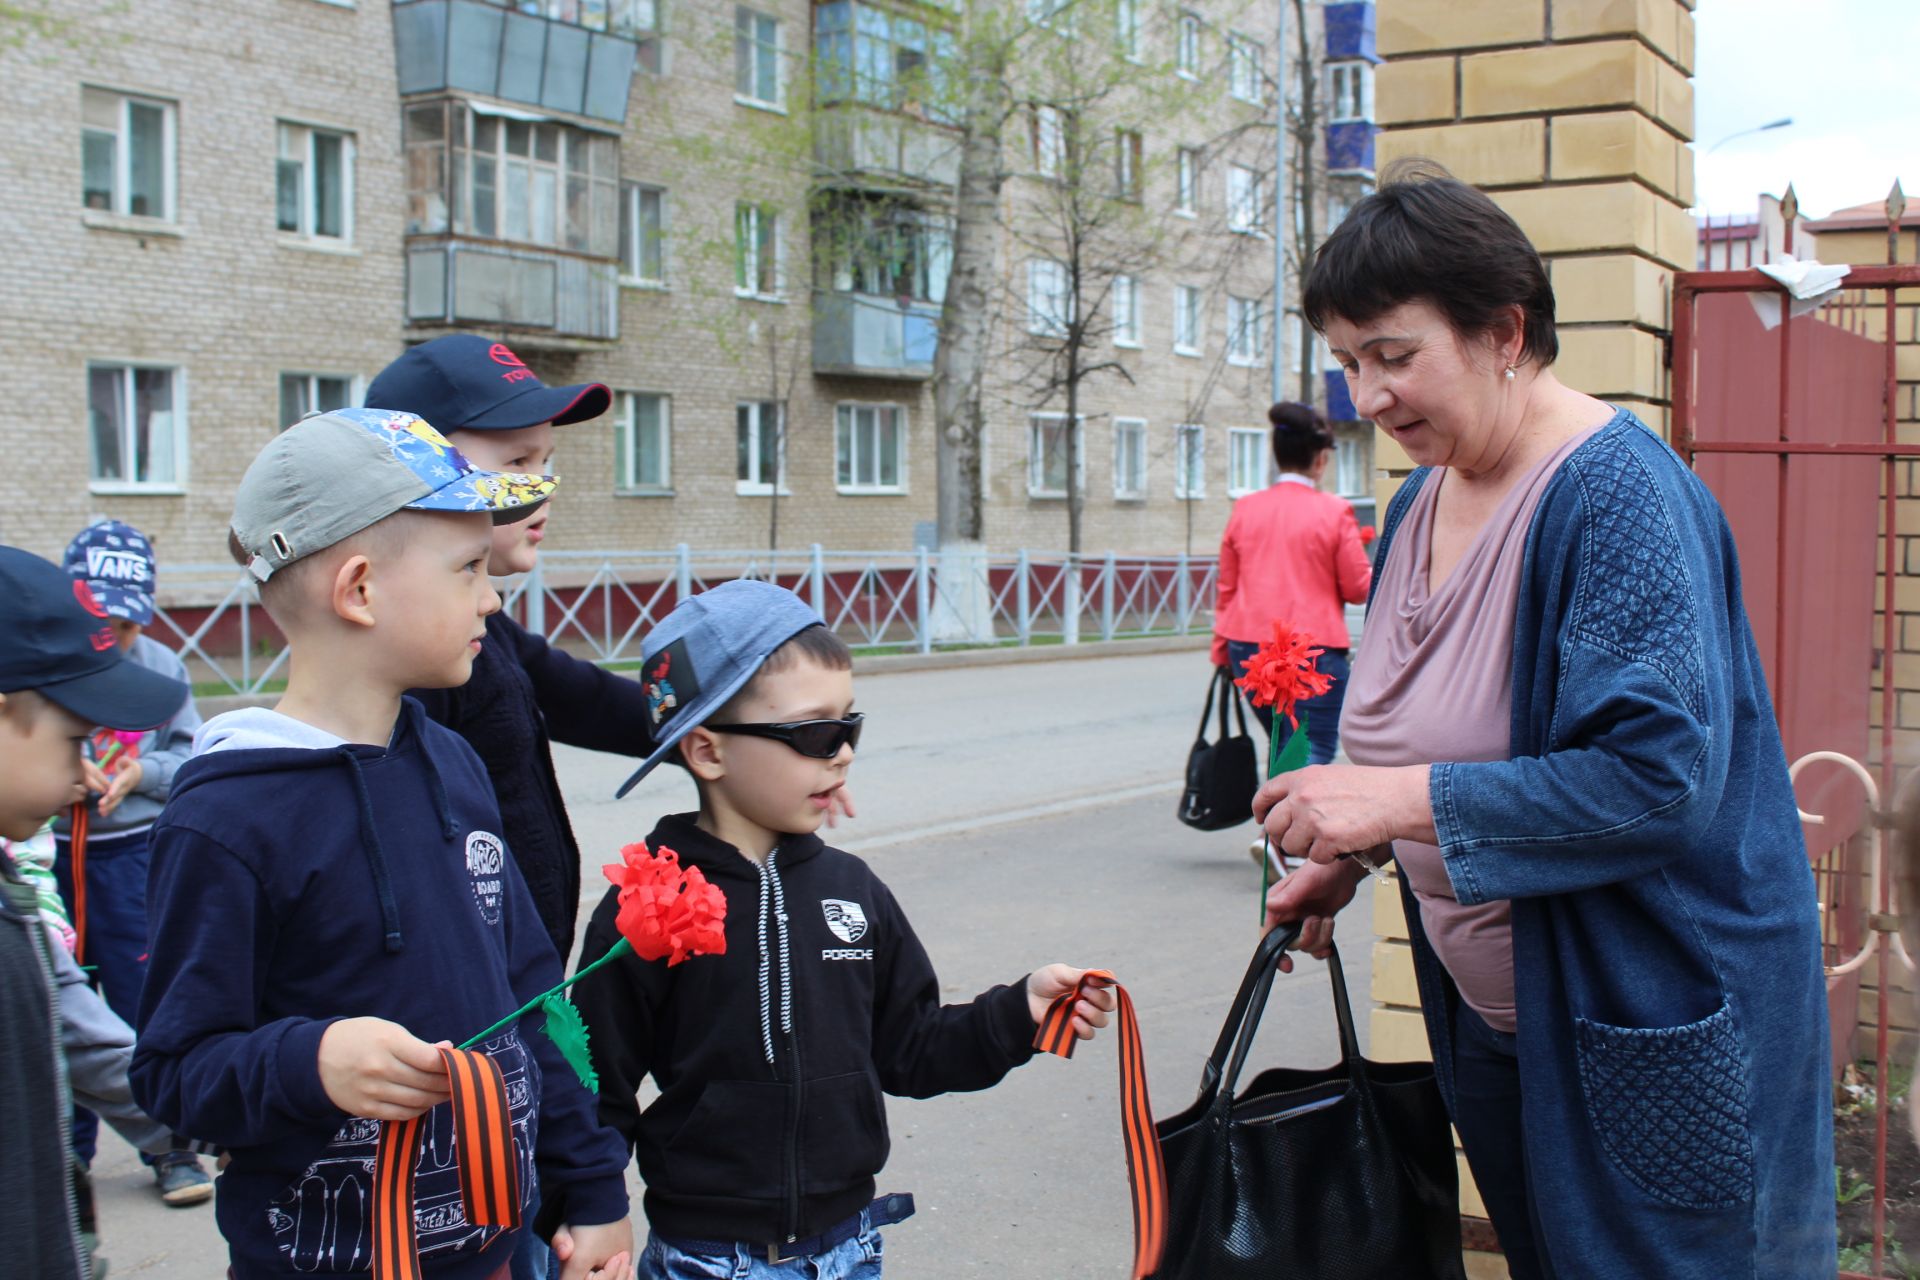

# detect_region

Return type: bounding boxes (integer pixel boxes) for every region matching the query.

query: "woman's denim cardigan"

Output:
[1371,412,1835,1277]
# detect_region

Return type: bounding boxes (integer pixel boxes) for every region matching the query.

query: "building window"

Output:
[821,195,952,302]
[1174,285,1201,355]
[1027,259,1073,337]
[1174,423,1205,499]
[1328,61,1375,123]
[1175,147,1198,215]
[415,104,619,255]
[1112,274,1141,347]
[836,403,905,492]
[81,88,174,220]
[1293,312,1322,381]
[1333,433,1370,497]
[88,363,184,490]
[1176,11,1200,77]
[621,182,666,283]
[1031,103,1070,177]
[1026,0,1074,33]
[736,400,786,493]
[1114,129,1143,201]
[815,2,957,125]
[615,391,672,492]
[1226,295,1265,367]
[1228,33,1263,104]
[736,202,780,297]
[1228,426,1268,496]
[277,123,354,241]
[1227,163,1263,233]
[1114,417,1147,499]
[279,372,353,430]
[1028,413,1083,498]
[1117,0,1143,60]
[735,7,783,108]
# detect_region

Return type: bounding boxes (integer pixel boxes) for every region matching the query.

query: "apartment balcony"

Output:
[392,0,640,124]
[1325,121,1377,178]
[1323,2,1377,61]
[813,105,960,191]
[406,240,619,342]
[813,292,940,380]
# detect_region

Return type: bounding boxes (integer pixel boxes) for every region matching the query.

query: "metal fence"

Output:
[151,546,1222,696]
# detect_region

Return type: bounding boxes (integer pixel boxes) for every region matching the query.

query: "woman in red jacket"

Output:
[1211,402,1373,766]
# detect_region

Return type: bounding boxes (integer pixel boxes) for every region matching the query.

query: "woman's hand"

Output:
[1264,858,1368,970]
[1254,763,1435,865]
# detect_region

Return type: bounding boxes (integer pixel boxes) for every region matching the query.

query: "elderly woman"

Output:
[1260,165,1833,1277]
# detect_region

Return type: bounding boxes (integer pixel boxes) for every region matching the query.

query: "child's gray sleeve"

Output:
[51,934,180,1156]
[133,642,202,800]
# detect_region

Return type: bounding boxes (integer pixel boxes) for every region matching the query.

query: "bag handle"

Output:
[1200,926,1369,1105]
[1196,921,1299,1098]
[1220,664,1250,742]
[1192,666,1223,745]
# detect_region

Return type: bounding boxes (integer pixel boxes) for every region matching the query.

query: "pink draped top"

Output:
[1339,427,1600,1033]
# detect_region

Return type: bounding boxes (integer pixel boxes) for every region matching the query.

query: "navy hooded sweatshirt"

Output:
[130,700,628,1279]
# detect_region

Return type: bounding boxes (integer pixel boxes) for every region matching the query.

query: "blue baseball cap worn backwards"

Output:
[63,519,157,626]
[614,581,828,798]
[0,546,188,730]
[365,334,611,432]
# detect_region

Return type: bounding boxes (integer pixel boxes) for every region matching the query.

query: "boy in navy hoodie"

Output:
[572,581,1114,1279]
[130,409,633,1280]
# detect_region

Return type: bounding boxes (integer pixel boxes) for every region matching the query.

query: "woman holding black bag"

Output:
[1259,163,1834,1278]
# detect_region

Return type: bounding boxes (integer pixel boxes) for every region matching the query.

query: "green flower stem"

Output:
[459,937,633,1050]
[1259,711,1309,922]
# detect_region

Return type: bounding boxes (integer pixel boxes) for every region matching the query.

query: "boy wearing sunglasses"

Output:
[570,580,1114,1280]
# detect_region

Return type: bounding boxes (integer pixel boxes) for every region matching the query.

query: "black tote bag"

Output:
[1177,665,1260,831]
[1148,923,1465,1280]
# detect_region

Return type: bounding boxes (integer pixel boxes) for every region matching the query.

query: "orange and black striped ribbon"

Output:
[371,1045,522,1280]
[68,802,89,965]
[1033,971,1167,1280]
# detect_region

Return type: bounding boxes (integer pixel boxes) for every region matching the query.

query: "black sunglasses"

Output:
[709,712,864,759]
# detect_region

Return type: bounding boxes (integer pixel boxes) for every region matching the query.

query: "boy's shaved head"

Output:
[230,513,419,628]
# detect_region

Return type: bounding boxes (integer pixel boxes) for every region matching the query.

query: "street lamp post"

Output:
[1706,116,1793,154]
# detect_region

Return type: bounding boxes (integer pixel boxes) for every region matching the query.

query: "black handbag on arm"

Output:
[1148,923,1466,1280]
[1177,665,1260,831]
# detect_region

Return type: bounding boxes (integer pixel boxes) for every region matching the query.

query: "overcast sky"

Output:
[1692,0,1920,218]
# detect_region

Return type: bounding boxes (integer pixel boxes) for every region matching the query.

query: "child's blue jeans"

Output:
[638,1216,884,1280]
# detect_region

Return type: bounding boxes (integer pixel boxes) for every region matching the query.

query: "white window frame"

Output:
[1114,128,1142,200]
[1175,147,1198,216]
[87,361,188,494]
[276,121,356,242]
[1327,61,1375,124]
[1173,423,1206,500]
[1228,32,1264,104]
[734,6,784,110]
[1173,284,1202,356]
[1226,163,1263,234]
[1113,416,1148,500]
[1228,426,1269,497]
[621,182,667,285]
[1026,0,1075,35]
[1027,412,1085,498]
[278,371,357,430]
[835,402,908,493]
[615,391,673,494]
[81,87,177,222]
[1112,274,1142,348]
[735,201,781,298]
[1226,295,1265,367]
[1176,11,1201,78]
[1027,259,1073,337]
[736,400,788,495]
[1117,0,1144,61]
[1334,433,1370,498]
[1032,103,1069,177]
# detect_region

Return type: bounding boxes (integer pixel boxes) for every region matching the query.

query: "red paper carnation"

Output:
[1234,621,1334,729]
[1359,524,1377,546]
[603,841,728,966]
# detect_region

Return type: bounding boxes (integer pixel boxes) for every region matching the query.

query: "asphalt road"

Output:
[90,649,1374,1278]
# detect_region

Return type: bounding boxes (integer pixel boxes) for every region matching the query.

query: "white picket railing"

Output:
[151,547,1222,697]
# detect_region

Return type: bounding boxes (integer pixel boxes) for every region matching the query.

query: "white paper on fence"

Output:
[1749,258,1852,329]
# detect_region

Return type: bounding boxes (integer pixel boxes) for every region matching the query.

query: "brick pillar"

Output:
[1363,2,1696,1270]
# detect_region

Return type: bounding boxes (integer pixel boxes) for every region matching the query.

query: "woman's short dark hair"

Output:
[1302,159,1557,368]
[1268,402,1333,472]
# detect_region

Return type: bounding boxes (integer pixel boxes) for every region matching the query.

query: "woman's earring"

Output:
[1504,365,1516,381]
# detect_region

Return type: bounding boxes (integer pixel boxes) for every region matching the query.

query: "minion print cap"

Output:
[231,407,557,583]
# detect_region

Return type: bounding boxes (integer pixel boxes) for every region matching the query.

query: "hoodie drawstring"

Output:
[339,747,406,954]
[416,730,456,840]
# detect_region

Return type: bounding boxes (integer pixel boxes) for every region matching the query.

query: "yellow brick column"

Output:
[1365,1,1697,1271]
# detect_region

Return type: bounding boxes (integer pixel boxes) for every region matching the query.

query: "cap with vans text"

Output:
[365,334,611,432]
[231,407,558,583]
[63,519,157,626]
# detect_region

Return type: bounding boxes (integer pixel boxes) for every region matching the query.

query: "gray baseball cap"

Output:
[614,580,827,798]
[232,407,557,582]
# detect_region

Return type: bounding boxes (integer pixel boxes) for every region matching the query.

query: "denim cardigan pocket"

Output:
[1572,1001,1756,1210]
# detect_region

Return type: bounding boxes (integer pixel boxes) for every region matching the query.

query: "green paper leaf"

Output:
[542,994,599,1093]
[1271,710,1311,777]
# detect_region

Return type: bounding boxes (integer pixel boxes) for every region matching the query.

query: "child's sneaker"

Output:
[152,1151,212,1207]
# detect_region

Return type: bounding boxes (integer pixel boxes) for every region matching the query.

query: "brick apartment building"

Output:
[0,0,1381,589]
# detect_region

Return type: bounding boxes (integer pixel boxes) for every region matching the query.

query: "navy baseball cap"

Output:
[63,520,157,626]
[0,546,188,730]
[615,581,828,798]
[365,335,611,432]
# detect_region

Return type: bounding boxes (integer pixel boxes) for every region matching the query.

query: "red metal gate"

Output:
[1672,186,1919,1278]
